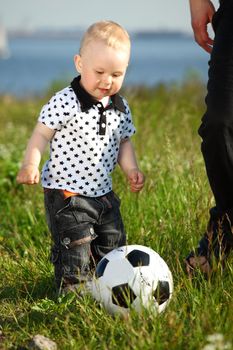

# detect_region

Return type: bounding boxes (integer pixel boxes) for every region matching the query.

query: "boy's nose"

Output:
[102,76,112,86]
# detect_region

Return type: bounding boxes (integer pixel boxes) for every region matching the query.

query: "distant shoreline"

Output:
[8,29,192,40]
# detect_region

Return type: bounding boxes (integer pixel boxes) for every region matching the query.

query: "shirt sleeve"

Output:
[121,98,136,140]
[38,90,73,130]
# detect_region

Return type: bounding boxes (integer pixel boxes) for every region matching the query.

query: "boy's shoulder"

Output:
[50,85,82,111]
[54,85,76,101]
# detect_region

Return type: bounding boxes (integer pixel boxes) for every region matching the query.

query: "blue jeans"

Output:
[44,189,126,289]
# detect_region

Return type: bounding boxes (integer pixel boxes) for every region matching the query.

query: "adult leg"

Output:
[186,4,233,276]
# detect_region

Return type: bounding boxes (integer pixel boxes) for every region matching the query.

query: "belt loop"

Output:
[101,195,112,209]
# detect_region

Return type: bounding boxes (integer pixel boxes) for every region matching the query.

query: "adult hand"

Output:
[189,0,216,53]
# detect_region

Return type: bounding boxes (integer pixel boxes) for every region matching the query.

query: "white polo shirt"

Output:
[38,76,136,197]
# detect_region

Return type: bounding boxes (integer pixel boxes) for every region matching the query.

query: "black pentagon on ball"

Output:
[153,281,170,305]
[112,283,137,308]
[95,258,109,278]
[126,249,150,267]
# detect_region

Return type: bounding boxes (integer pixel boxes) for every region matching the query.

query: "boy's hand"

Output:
[127,168,145,192]
[16,164,40,185]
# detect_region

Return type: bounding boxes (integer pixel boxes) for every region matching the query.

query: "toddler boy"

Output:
[17,20,144,294]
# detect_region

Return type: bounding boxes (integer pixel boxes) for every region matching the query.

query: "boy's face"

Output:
[74,40,130,100]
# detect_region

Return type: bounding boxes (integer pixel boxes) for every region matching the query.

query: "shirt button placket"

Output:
[98,104,106,135]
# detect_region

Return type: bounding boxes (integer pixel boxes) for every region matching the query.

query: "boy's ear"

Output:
[74,54,82,73]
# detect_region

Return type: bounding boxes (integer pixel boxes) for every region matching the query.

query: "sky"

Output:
[0,0,220,33]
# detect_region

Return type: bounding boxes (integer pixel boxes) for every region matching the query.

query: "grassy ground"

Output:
[0,79,232,350]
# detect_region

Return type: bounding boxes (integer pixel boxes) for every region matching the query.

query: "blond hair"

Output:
[80,20,130,54]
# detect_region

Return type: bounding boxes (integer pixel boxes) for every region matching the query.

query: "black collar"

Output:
[70,76,126,113]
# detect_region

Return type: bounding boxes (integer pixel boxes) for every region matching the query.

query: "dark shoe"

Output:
[59,279,92,297]
[185,234,212,278]
[185,208,233,279]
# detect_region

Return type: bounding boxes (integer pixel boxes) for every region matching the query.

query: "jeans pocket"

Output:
[60,226,97,280]
[61,226,97,249]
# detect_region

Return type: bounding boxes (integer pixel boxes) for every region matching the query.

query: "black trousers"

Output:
[199,1,233,222]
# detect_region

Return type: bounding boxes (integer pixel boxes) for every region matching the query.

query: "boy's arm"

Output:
[16,122,55,185]
[117,138,145,192]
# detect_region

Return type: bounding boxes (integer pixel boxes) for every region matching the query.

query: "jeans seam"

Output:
[94,198,105,224]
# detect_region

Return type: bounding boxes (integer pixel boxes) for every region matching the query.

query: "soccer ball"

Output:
[90,245,173,316]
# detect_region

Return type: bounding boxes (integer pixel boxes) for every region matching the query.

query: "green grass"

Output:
[0,79,232,350]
